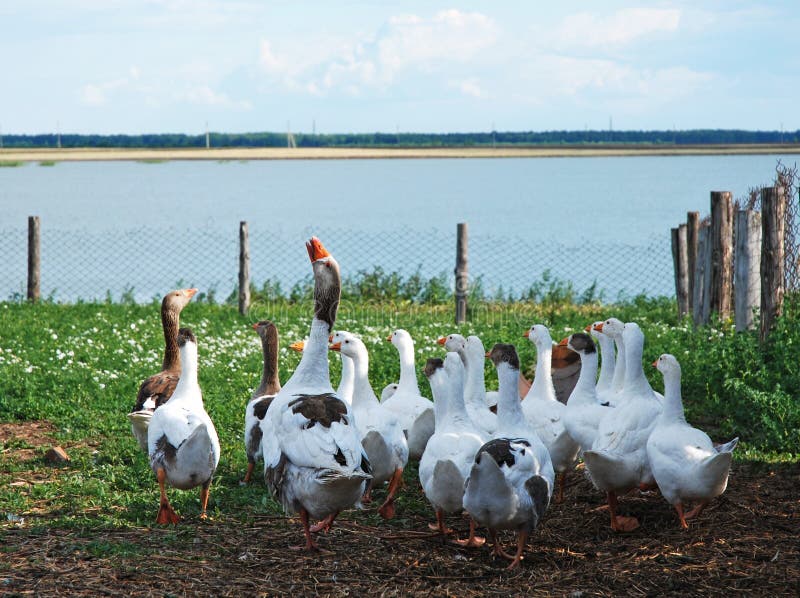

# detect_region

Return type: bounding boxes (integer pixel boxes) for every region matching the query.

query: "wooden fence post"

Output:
[238,221,250,316]
[709,191,733,319]
[27,216,40,303]
[693,223,712,326]
[686,211,699,311]
[671,224,689,317]
[760,186,786,342]
[734,209,761,332]
[455,222,468,324]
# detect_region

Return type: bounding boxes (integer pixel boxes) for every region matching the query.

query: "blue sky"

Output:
[2,1,798,135]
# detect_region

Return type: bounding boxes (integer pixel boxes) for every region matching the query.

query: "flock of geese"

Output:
[127,237,738,569]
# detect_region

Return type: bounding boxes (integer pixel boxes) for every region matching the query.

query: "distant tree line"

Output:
[3,129,799,149]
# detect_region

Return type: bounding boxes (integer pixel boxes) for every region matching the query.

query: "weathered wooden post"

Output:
[455,222,468,324]
[709,191,733,319]
[686,211,700,311]
[734,209,761,332]
[27,216,40,303]
[238,221,250,316]
[760,186,786,342]
[693,223,712,326]
[671,224,689,317]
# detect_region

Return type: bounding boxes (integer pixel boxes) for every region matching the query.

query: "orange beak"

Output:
[558,337,569,346]
[436,337,446,345]
[523,330,530,338]
[593,323,604,332]
[584,324,591,332]
[385,334,393,342]
[651,360,658,368]
[306,236,331,262]
[330,342,342,352]
[328,334,333,342]
[251,322,259,330]
[289,340,305,352]
[185,288,198,298]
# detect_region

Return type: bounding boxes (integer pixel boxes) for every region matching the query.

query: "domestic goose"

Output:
[380,383,399,401]
[561,333,612,453]
[242,320,281,484]
[464,343,553,569]
[147,328,220,524]
[521,324,580,502]
[647,354,738,528]
[420,358,486,546]
[438,334,498,436]
[592,318,626,406]
[330,332,408,519]
[129,288,197,451]
[383,329,435,459]
[260,237,371,552]
[583,322,662,532]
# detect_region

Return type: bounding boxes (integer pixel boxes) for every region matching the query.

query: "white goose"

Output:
[260,238,371,552]
[420,357,486,546]
[521,324,580,502]
[438,333,498,436]
[380,383,399,401]
[583,322,662,532]
[289,338,354,406]
[562,332,613,454]
[147,328,220,524]
[129,287,197,451]
[464,343,553,569]
[331,332,408,519]
[383,329,435,459]
[647,354,738,528]
[242,320,281,484]
[587,321,616,406]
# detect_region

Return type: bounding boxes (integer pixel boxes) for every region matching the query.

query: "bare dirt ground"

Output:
[1,421,798,597]
[3,145,800,163]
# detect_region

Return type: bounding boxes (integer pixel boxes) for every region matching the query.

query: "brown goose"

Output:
[242,320,281,484]
[128,288,197,451]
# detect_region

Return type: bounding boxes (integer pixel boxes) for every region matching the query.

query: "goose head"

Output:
[306,237,341,330]
[653,353,680,376]
[176,327,198,367]
[593,317,624,339]
[329,331,365,361]
[381,383,399,401]
[437,333,466,353]
[387,329,413,347]
[523,324,553,348]
[465,335,487,360]
[423,357,448,397]
[621,321,644,348]
[487,343,520,372]
[252,319,278,342]
[566,332,596,355]
[163,287,198,315]
[586,321,607,341]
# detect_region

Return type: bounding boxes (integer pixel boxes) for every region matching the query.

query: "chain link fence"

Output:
[0,223,674,304]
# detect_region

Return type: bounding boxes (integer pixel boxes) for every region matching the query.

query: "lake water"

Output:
[1,154,797,302]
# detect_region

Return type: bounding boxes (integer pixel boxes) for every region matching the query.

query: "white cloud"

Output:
[258,9,498,96]
[545,8,681,50]
[178,85,252,110]
[452,78,486,99]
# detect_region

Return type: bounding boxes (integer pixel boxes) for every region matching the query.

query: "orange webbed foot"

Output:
[611,515,640,532]
[156,502,180,525]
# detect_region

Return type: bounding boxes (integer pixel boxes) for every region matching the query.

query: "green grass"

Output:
[136,158,168,164]
[0,160,24,167]
[0,297,798,533]
[38,160,57,167]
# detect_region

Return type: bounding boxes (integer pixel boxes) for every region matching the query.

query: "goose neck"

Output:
[659,369,686,422]
[596,334,616,390]
[496,363,525,427]
[161,305,181,372]
[623,334,653,396]
[290,318,331,387]
[254,330,281,397]
[351,352,379,408]
[527,343,556,401]
[611,336,626,392]
[396,340,421,394]
[337,354,354,404]
[572,350,599,403]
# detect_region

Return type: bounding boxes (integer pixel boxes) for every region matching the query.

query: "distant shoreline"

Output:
[2,144,800,162]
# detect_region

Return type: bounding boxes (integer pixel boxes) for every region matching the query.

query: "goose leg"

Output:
[378,467,404,519]
[556,472,566,503]
[674,502,689,529]
[291,508,319,552]
[241,461,255,485]
[490,529,514,560]
[155,468,180,525]
[199,479,211,520]
[309,512,338,533]
[506,530,529,570]
[361,480,373,504]
[428,509,453,537]
[608,491,639,532]
[684,501,708,521]
[453,518,486,548]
